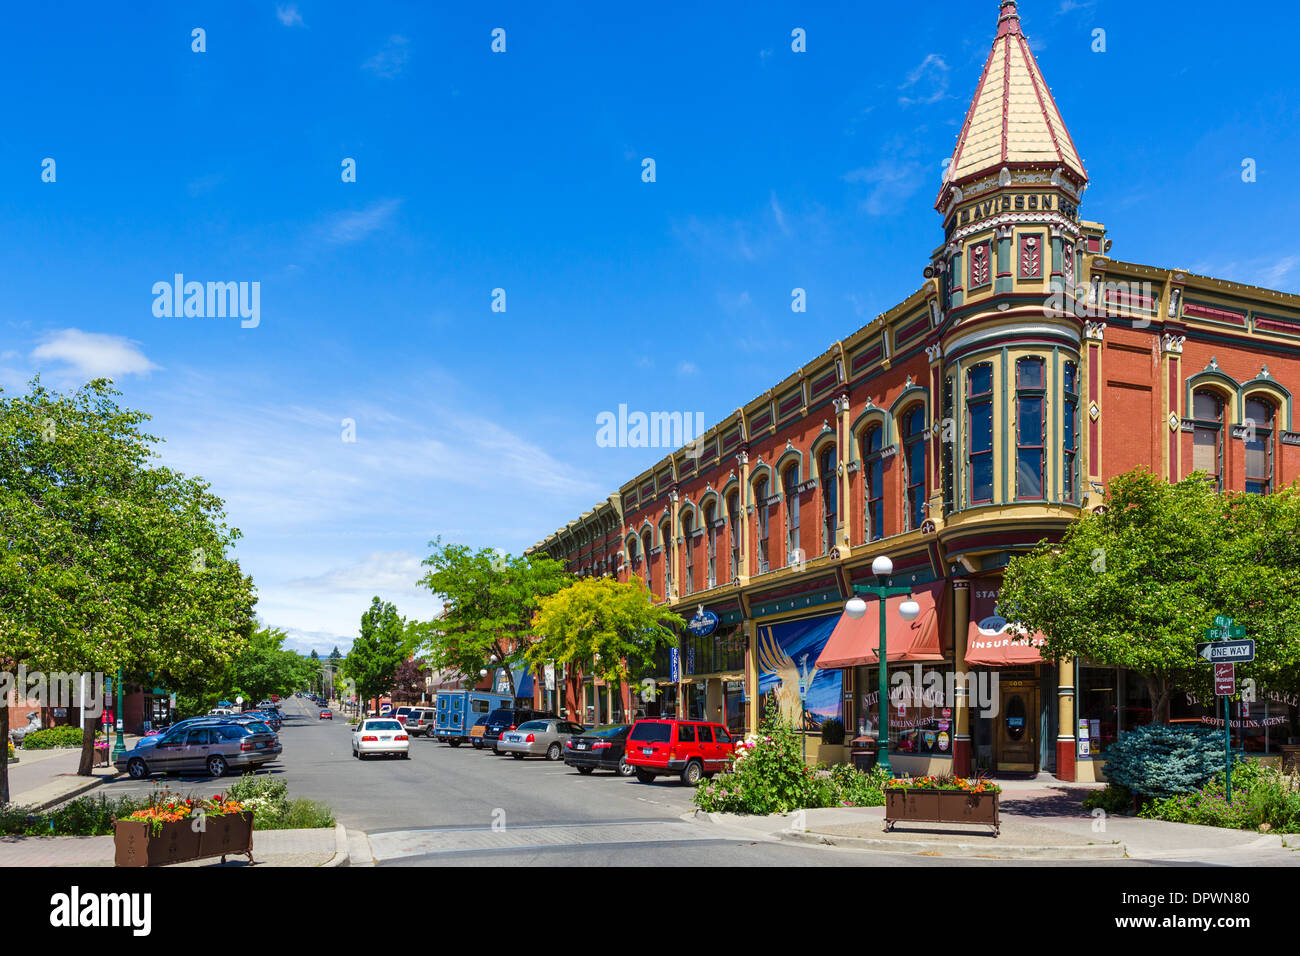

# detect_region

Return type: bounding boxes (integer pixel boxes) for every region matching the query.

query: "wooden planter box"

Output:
[114,811,254,867]
[884,788,999,837]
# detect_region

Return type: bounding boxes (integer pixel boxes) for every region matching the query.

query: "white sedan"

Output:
[351,719,410,759]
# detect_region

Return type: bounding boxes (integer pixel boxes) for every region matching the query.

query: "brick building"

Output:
[527,1,1300,780]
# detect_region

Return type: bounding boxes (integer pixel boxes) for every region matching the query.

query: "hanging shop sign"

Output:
[687,607,719,638]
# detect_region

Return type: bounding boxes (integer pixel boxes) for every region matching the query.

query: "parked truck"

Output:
[433,689,514,746]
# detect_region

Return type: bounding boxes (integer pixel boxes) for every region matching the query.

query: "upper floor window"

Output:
[704,501,718,589]
[660,521,673,596]
[1015,357,1045,500]
[681,513,694,596]
[782,465,800,565]
[967,363,994,504]
[641,531,652,588]
[755,477,771,574]
[863,425,885,542]
[1191,389,1224,491]
[1245,397,1275,495]
[1063,361,1079,502]
[726,492,741,582]
[902,405,927,529]
[819,445,837,555]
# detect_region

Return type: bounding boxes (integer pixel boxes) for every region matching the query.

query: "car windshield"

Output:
[244,721,273,735]
[628,722,672,742]
[587,725,630,738]
[474,716,488,725]
[516,720,549,731]
[364,720,403,731]
[487,710,512,723]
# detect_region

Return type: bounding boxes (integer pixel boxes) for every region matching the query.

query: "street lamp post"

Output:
[111,668,126,761]
[844,555,920,775]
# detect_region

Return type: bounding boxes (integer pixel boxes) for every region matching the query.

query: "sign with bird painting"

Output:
[757,614,843,730]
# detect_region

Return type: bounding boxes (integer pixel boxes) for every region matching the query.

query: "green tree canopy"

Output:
[998,469,1300,720]
[226,627,316,703]
[524,577,681,685]
[0,378,256,796]
[416,539,570,695]
[343,597,408,705]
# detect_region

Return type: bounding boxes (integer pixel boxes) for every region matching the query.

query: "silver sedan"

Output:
[497,719,585,761]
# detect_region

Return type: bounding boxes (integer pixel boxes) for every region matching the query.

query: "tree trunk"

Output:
[0,704,9,804]
[76,721,97,776]
[1148,676,1172,725]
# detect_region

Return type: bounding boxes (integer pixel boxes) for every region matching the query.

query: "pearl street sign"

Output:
[1196,639,1256,663]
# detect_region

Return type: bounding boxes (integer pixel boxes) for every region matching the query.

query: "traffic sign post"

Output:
[1213,663,1235,697]
[1201,615,1248,804]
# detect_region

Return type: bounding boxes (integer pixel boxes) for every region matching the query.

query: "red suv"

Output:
[623,718,737,786]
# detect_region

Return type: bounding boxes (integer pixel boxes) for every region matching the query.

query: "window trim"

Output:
[1191,387,1226,492]
[901,404,927,530]
[862,425,885,542]
[967,362,994,505]
[1015,356,1046,501]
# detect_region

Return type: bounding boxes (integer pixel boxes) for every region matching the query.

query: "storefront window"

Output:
[1170,689,1299,754]
[853,665,954,756]
[1077,664,1118,756]
[724,681,746,735]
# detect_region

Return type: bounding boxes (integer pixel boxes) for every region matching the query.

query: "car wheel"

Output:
[511,753,525,760]
[448,739,461,748]
[472,740,482,750]
[402,752,410,759]
[207,755,229,777]
[577,766,595,775]
[617,757,635,777]
[680,760,703,786]
[546,742,562,761]
[352,747,359,758]
[634,768,656,785]
[127,758,148,780]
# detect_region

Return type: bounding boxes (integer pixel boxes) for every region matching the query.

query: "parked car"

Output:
[352,718,410,759]
[432,690,514,746]
[469,715,490,749]
[207,708,234,717]
[392,706,414,728]
[319,709,333,720]
[564,724,635,776]
[483,708,557,754]
[136,717,223,748]
[623,718,737,786]
[405,708,437,737]
[117,722,281,779]
[241,710,281,731]
[497,719,585,761]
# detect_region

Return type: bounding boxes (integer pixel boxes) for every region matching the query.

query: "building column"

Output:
[745,620,759,736]
[737,449,751,583]
[835,394,852,551]
[952,578,972,775]
[1056,657,1077,781]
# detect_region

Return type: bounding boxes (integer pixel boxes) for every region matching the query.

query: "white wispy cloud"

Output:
[363,35,410,79]
[844,160,924,215]
[325,198,402,243]
[31,329,160,383]
[276,4,304,27]
[899,53,949,106]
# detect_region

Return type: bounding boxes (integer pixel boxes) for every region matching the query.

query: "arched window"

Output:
[902,405,927,529]
[641,530,652,588]
[819,445,837,555]
[863,425,885,542]
[1063,362,1079,502]
[1015,357,1045,500]
[968,363,994,504]
[726,492,741,582]
[626,536,639,575]
[704,501,718,589]
[782,465,801,566]
[681,513,695,596]
[755,477,771,574]
[1245,397,1276,495]
[659,520,673,596]
[1191,389,1224,490]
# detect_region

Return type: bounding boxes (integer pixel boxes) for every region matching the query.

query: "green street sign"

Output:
[1229,625,1246,638]
[1214,614,1233,627]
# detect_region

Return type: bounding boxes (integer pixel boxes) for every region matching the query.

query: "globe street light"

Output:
[844,554,917,774]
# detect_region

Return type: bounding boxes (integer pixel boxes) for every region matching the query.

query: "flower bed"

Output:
[883,775,1001,836]
[114,794,254,866]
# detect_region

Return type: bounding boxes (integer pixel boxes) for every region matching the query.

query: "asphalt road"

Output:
[91,697,1160,867]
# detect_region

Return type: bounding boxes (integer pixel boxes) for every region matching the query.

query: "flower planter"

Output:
[884,788,1000,836]
[114,811,255,867]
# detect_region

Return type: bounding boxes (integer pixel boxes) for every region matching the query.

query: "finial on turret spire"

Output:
[997,1,1022,37]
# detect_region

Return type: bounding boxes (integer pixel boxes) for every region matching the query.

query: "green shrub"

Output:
[1082,784,1134,816]
[21,726,88,750]
[820,719,845,745]
[1138,758,1300,833]
[0,794,151,836]
[1101,724,1224,798]
[224,773,332,830]
[826,763,890,807]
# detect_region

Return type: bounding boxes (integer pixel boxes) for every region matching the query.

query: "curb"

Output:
[780,828,1127,859]
[28,772,121,812]
[322,824,350,867]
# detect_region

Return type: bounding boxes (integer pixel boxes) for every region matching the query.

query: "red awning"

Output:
[964,579,1045,666]
[815,581,946,669]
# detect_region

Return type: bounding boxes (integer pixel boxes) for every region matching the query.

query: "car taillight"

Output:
[240,741,254,751]
[525,733,535,743]
[396,734,408,741]
[362,735,378,741]
[593,741,612,750]
[508,725,517,731]
[669,748,677,760]
[565,739,573,748]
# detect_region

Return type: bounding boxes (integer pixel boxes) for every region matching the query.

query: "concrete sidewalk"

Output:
[3,741,136,810]
[0,824,350,867]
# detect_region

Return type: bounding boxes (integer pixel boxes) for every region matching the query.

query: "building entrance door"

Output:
[996,681,1038,772]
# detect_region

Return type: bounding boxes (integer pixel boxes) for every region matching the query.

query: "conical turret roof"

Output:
[939,1,1086,206]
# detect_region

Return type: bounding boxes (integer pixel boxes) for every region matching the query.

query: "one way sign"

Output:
[1196,640,1255,663]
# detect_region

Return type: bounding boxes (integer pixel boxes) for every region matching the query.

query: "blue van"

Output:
[433,690,514,746]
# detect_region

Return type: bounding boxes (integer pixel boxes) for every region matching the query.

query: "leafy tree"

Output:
[998,469,1300,720]
[343,597,407,706]
[0,379,256,799]
[227,627,316,703]
[416,539,570,695]
[524,577,680,692]
[392,656,429,703]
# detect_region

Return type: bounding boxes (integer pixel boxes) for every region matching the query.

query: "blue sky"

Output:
[3,1,1298,653]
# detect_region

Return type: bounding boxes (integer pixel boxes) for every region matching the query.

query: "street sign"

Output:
[1214,663,1235,696]
[1196,640,1255,663]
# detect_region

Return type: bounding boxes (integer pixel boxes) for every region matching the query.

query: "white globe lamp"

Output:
[844,596,868,620]
[899,599,921,622]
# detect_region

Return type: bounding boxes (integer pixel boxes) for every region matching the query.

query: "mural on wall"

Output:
[757,613,843,730]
